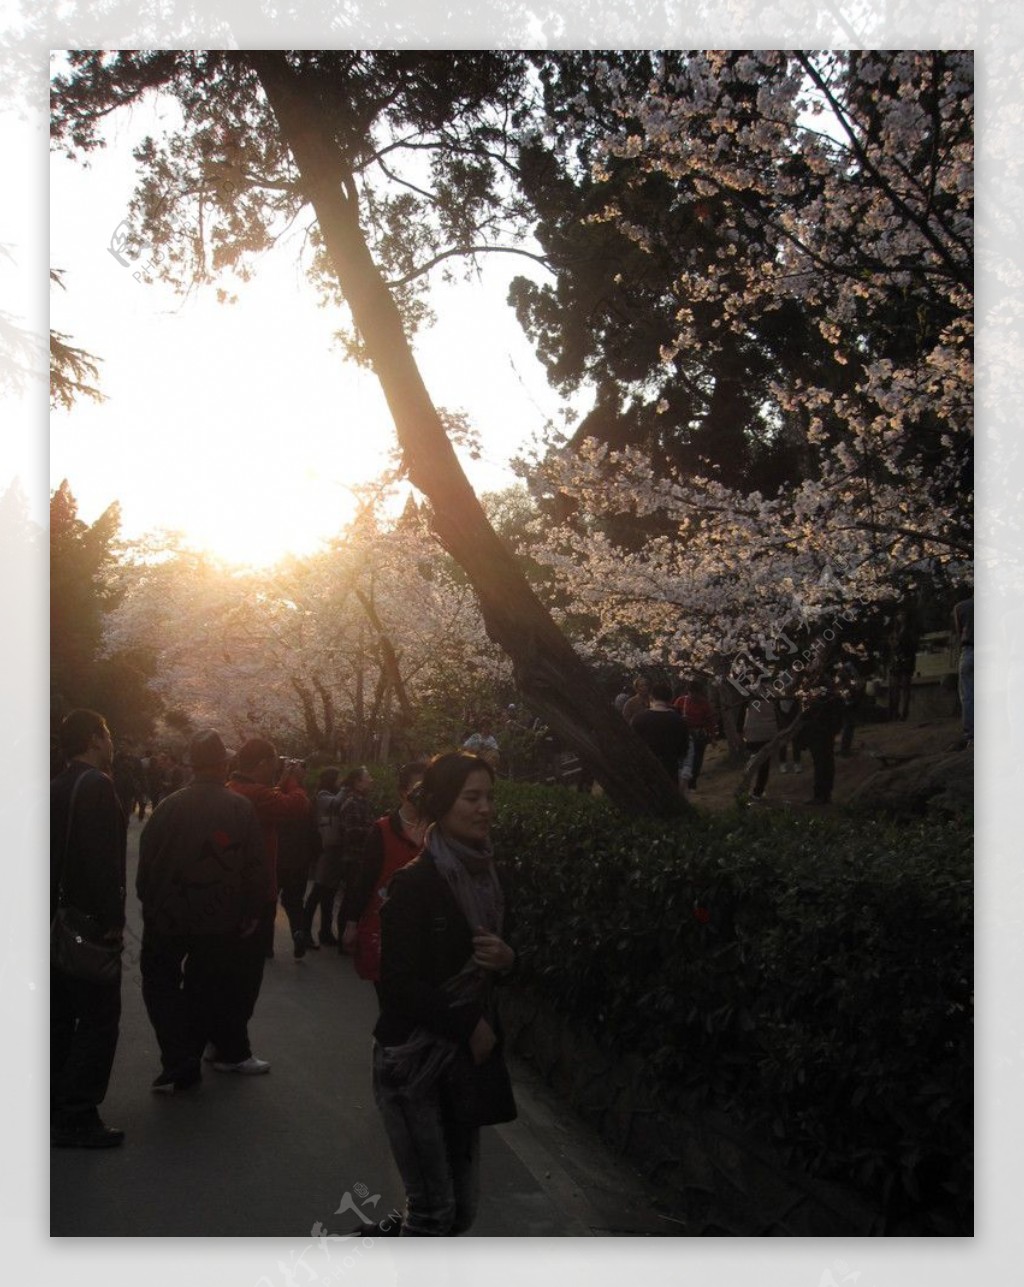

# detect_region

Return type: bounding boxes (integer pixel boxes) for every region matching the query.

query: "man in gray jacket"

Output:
[137,729,268,1091]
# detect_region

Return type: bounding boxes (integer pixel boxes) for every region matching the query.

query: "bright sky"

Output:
[48,89,574,567]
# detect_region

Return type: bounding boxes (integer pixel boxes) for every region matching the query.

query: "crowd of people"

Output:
[50,711,515,1237]
[615,668,857,806]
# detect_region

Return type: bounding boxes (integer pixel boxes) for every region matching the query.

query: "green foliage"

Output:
[50,480,161,743]
[494,784,972,1233]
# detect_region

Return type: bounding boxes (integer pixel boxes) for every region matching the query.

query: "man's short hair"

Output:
[59,709,108,759]
[236,737,276,773]
[650,681,673,703]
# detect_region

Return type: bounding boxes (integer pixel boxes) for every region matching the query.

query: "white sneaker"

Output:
[792,764,803,774]
[780,763,791,774]
[212,1056,270,1075]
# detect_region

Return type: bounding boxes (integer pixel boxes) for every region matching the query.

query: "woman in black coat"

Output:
[372,751,516,1236]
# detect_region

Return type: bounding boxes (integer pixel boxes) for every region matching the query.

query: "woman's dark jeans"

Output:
[372,1041,480,1236]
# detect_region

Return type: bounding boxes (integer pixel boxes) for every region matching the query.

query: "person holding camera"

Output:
[227,739,310,1031]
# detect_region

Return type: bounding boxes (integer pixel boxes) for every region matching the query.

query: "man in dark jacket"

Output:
[137,729,268,1088]
[50,709,127,1148]
[630,681,689,789]
[796,687,846,805]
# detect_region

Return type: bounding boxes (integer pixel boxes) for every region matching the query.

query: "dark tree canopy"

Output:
[50,480,161,743]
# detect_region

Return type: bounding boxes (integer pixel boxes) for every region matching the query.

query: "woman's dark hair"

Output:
[417,752,494,823]
[397,760,428,793]
[318,766,341,793]
[341,766,368,791]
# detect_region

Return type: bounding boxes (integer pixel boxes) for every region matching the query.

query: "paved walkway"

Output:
[51,818,673,1237]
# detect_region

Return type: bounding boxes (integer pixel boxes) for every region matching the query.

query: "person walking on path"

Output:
[796,687,845,805]
[276,792,321,959]
[333,766,375,950]
[674,680,717,789]
[50,709,127,1148]
[742,693,780,802]
[953,596,974,746]
[777,695,804,775]
[137,729,268,1088]
[630,681,690,789]
[340,760,427,1000]
[303,766,345,948]
[372,752,517,1236]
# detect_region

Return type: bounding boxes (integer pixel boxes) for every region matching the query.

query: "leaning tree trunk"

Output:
[249,51,684,816]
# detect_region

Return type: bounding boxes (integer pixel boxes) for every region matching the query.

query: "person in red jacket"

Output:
[673,679,718,790]
[226,738,310,1068]
[340,761,427,1000]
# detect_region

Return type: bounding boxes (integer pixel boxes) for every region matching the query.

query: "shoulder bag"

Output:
[50,769,123,986]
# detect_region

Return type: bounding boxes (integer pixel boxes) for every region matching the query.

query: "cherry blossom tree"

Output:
[521,50,973,689]
[105,497,513,756]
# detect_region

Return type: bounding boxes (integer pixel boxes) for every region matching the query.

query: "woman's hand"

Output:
[472,928,515,973]
[469,1016,497,1065]
[341,921,358,954]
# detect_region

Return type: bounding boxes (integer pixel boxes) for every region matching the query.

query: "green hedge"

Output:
[493,783,973,1235]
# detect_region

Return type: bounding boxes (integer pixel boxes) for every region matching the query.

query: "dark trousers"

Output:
[839,701,858,754]
[277,866,307,938]
[689,736,708,787]
[304,882,339,938]
[140,927,257,1069]
[778,717,802,765]
[744,741,772,797]
[372,1042,480,1236]
[801,728,836,803]
[51,968,121,1124]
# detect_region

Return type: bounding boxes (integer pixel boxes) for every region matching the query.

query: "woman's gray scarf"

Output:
[378,825,503,1097]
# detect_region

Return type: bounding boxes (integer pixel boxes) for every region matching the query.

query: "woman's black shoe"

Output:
[319,931,339,947]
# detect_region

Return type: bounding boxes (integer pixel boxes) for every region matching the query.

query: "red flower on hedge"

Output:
[693,905,711,925]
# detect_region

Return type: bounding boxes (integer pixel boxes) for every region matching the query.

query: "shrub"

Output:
[493,783,972,1234]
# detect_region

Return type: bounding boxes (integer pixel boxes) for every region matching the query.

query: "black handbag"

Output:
[442,1044,517,1126]
[50,769,123,986]
[50,905,123,985]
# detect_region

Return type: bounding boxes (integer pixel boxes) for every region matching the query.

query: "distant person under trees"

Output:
[304,766,345,949]
[463,717,501,772]
[953,597,973,747]
[887,603,920,722]
[630,681,689,790]
[741,694,779,803]
[620,677,651,725]
[795,686,845,806]
[674,679,717,790]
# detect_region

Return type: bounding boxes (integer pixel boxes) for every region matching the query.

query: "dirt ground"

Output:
[682,712,967,813]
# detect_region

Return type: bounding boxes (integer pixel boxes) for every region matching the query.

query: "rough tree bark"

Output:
[248,51,685,816]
